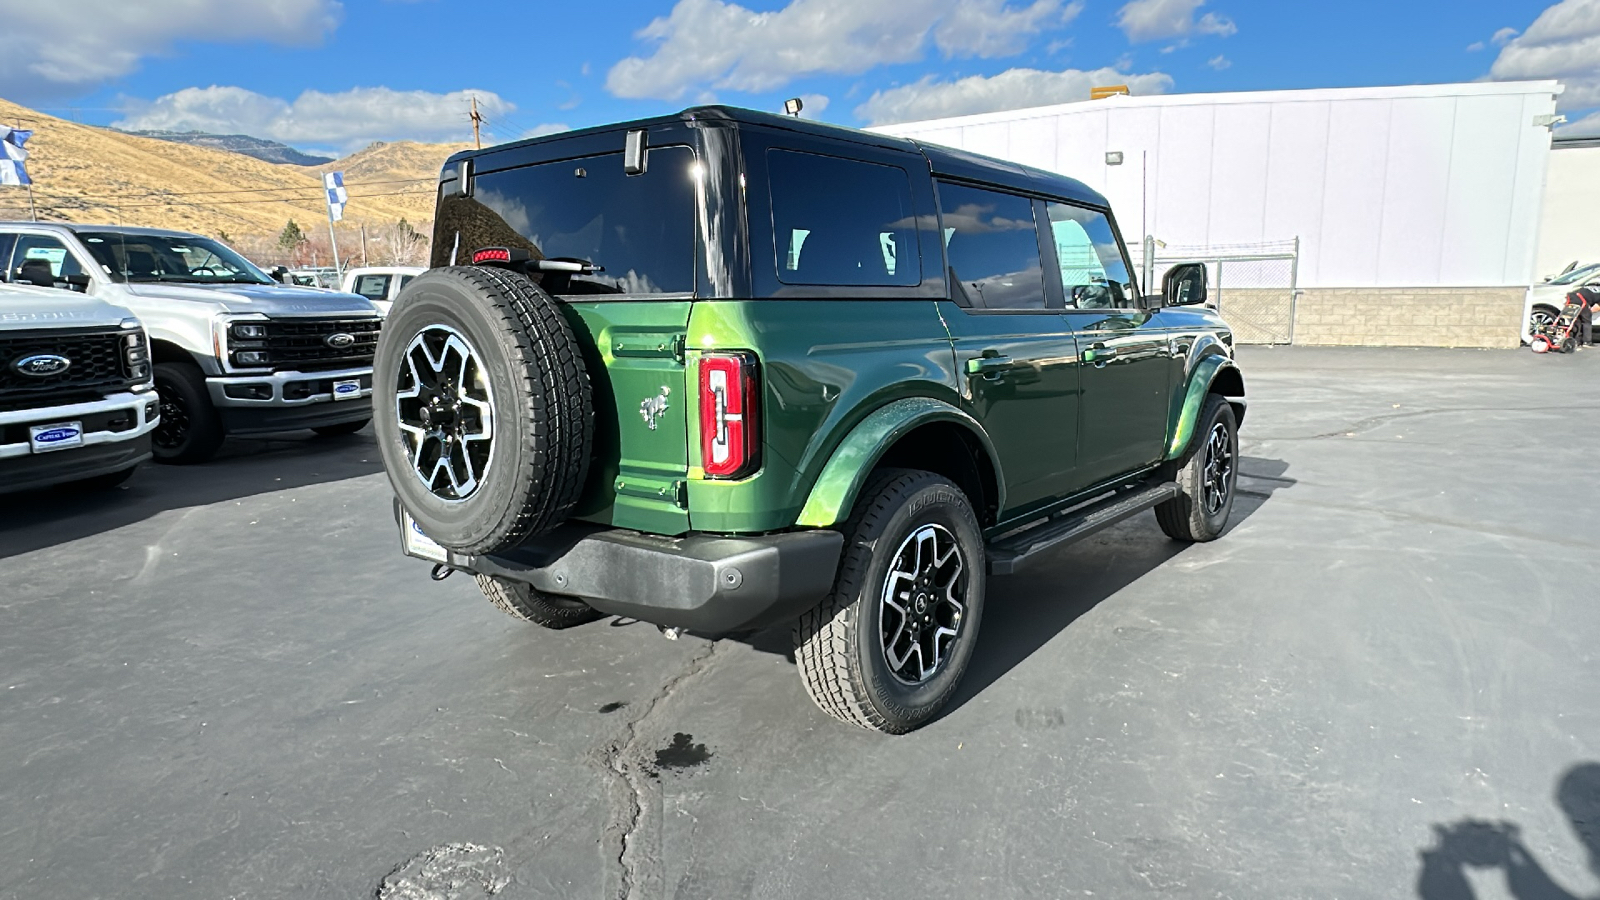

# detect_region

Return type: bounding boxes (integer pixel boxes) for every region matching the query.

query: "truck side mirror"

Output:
[269,265,290,283]
[1162,263,1208,307]
[62,273,91,292]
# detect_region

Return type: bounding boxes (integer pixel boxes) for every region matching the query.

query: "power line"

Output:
[27,176,434,201]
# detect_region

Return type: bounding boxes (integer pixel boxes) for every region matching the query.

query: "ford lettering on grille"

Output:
[324,332,356,349]
[14,354,72,377]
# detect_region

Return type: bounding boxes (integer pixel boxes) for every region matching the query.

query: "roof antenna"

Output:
[783,97,804,118]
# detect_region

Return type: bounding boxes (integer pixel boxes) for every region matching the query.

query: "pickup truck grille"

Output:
[0,327,132,411]
[252,318,382,372]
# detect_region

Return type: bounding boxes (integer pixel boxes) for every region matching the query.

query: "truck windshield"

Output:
[77,232,273,285]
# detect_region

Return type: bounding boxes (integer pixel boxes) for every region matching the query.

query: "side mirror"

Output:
[1162,263,1208,307]
[269,265,290,283]
[62,273,91,293]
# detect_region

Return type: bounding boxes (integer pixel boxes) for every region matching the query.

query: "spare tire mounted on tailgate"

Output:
[373,266,593,555]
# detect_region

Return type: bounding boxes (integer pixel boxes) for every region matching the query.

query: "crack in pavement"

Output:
[589,639,721,900]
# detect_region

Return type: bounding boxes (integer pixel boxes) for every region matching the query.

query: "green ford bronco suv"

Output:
[376,106,1244,733]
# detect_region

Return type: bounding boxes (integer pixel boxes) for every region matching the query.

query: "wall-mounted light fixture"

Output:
[784,98,804,117]
[1105,151,1125,166]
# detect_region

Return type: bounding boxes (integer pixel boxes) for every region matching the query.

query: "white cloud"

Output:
[1207,55,1232,70]
[1467,41,1487,52]
[114,86,518,154]
[1116,0,1235,43]
[1493,26,1521,46]
[606,0,1080,100]
[1557,110,1600,137]
[1488,0,1600,108]
[797,94,831,118]
[0,0,341,100]
[855,66,1174,125]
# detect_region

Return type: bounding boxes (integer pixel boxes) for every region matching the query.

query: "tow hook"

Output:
[430,563,455,582]
[658,626,683,640]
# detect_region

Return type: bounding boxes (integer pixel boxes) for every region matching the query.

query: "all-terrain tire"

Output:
[793,469,986,734]
[312,419,369,437]
[152,361,225,464]
[474,575,605,629]
[1155,394,1238,543]
[373,266,593,555]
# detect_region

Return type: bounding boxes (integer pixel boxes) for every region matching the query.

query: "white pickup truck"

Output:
[0,223,382,463]
[0,282,159,494]
[340,266,424,315]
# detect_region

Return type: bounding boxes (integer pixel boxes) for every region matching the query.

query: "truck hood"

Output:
[0,290,137,330]
[123,282,378,317]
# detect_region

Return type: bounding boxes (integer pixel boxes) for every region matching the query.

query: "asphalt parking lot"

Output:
[3,346,1598,900]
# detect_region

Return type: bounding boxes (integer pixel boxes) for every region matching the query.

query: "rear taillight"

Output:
[699,352,759,479]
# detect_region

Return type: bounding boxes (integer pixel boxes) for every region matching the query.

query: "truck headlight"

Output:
[234,350,271,366]
[231,323,268,339]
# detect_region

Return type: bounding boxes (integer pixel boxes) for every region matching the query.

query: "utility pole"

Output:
[470,96,483,150]
[16,120,36,222]
[361,222,368,267]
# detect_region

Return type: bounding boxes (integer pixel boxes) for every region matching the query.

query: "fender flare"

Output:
[1166,350,1246,460]
[795,397,1004,528]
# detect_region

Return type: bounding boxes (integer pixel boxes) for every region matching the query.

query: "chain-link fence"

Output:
[1132,239,1301,345]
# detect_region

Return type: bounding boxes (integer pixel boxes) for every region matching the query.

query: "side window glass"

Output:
[768,149,920,287]
[1046,203,1136,310]
[11,235,84,289]
[937,182,1045,310]
[0,233,15,281]
[354,274,391,301]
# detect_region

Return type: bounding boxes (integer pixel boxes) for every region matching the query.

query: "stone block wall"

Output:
[1289,288,1526,349]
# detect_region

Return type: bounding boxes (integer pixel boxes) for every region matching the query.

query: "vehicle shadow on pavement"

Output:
[1417,762,1600,900]
[736,458,1296,708]
[942,456,1294,718]
[0,431,382,561]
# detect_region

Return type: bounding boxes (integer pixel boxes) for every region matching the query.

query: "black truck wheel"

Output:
[793,469,986,734]
[373,266,593,556]
[1155,394,1238,543]
[152,361,225,464]
[474,575,605,629]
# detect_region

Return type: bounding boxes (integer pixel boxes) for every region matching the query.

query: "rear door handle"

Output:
[1083,343,1119,367]
[966,355,1013,380]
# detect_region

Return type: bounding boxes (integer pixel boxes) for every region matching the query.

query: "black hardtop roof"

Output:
[447,105,1108,208]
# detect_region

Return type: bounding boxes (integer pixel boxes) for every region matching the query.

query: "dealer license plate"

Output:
[29,421,83,453]
[401,512,449,563]
[332,379,361,400]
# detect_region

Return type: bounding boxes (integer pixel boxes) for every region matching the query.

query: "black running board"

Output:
[986,481,1180,575]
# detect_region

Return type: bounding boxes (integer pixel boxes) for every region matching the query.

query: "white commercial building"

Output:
[875,81,1564,348]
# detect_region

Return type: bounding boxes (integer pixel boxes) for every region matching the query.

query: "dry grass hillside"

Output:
[0,98,458,241]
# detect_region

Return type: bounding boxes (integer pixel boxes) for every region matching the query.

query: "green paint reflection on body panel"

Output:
[684,299,961,533]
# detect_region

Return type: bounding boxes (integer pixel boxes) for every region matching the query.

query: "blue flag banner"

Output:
[0,127,33,187]
[324,171,347,222]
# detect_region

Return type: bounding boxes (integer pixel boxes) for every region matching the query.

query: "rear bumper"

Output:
[395,499,843,633]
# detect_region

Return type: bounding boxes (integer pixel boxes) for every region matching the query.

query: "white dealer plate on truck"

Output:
[30,421,83,453]
[333,379,361,400]
[401,512,449,563]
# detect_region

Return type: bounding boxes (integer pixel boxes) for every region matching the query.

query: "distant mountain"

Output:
[113,129,335,166]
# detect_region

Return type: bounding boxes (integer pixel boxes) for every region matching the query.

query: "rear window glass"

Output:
[768,149,919,287]
[440,146,697,296]
[353,273,392,301]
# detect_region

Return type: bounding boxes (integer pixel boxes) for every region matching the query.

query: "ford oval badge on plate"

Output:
[325,332,356,349]
[29,421,83,453]
[15,354,71,377]
[333,379,360,399]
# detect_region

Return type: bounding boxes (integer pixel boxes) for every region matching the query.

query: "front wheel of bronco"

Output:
[474,575,605,629]
[793,469,986,734]
[1155,394,1238,543]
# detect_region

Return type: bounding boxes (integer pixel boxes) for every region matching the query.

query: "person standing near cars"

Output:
[1570,285,1598,347]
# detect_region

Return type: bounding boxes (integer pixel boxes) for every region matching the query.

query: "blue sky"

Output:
[0,0,1585,156]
